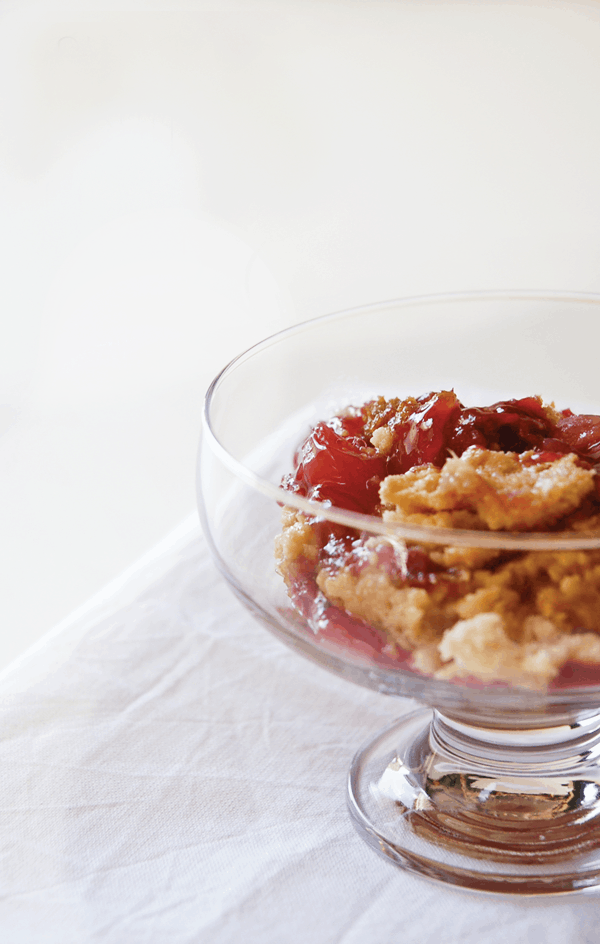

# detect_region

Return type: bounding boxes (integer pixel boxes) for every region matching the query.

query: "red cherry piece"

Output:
[447,397,556,456]
[287,421,387,514]
[556,414,600,461]
[389,390,462,472]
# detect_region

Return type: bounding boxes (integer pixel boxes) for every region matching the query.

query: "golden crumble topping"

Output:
[381,448,595,531]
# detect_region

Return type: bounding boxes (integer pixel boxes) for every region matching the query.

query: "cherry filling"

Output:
[557,413,600,461]
[283,391,600,517]
[283,418,387,514]
[385,389,462,472]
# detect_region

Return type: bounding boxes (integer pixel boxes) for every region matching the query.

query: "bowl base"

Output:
[348,708,600,894]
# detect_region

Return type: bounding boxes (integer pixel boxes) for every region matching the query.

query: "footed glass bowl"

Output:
[197,291,600,894]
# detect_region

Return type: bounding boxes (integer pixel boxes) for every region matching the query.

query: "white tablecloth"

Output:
[1,516,599,942]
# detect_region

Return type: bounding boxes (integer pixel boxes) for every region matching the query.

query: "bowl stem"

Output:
[348,706,600,893]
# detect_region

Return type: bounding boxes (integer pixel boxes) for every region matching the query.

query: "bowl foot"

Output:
[348,707,600,894]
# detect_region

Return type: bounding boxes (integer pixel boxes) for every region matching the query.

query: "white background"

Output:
[3,0,600,669]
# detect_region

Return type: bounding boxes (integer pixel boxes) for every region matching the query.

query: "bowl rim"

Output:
[202,289,600,551]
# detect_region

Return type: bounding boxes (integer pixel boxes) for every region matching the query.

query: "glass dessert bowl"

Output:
[197,291,600,894]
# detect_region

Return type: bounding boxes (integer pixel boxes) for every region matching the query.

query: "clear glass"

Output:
[197,291,600,893]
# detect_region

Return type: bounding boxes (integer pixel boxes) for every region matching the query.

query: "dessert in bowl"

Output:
[277,388,600,693]
[197,292,600,893]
